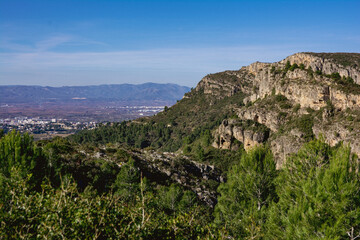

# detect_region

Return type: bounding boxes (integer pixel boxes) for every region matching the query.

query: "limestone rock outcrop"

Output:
[312,114,360,158]
[204,52,360,167]
[283,52,360,84]
[212,119,270,151]
[195,70,254,98]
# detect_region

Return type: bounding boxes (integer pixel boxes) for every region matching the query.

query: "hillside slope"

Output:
[72,52,360,168]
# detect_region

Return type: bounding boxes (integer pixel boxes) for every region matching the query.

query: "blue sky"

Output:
[1,0,359,87]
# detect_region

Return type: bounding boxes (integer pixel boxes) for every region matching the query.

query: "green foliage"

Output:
[259,94,292,111]
[326,100,335,113]
[201,147,244,171]
[71,88,245,153]
[115,148,131,161]
[324,72,360,94]
[270,66,276,73]
[156,184,196,214]
[290,114,314,140]
[113,157,140,200]
[206,72,240,84]
[183,145,192,154]
[215,145,277,238]
[277,111,287,119]
[271,87,276,96]
[289,63,299,71]
[1,130,360,239]
[0,132,222,239]
[293,103,301,113]
[284,61,291,71]
[266,139,360,239]
[347,115,354,121]
[283,62,299,72]
[0,170,218,239]
[307,67,314,77]
[0,130,46,188]
[196,144,205,161]
[274,94,287,102]
[41,137,120,192]
[330,72,341,81]
[274,95,292,109]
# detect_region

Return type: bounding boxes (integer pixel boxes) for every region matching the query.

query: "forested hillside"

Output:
[1,131,359,239]
[1,52,360,239]
[73,52,360,167]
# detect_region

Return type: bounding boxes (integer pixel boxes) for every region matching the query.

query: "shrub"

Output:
[293,103,301,113]
[270,66,276,73]
[289,63,299,71]
[330,72,341,81]
[278,111,288,119]
[315,70,322,75]
[284,61,291,71]
[275,94,288,102]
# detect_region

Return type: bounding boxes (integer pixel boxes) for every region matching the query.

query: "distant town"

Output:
[0,83,189,140]
[0,116,96,140]
[0,105,166,140]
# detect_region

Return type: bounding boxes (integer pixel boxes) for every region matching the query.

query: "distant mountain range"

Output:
[0,83,191,104]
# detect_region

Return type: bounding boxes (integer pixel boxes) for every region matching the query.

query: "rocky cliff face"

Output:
[198,52,360,167]
[195,69,254,98]
[212,119,270,151]
[283,52,360,84]
[245,60,360,111]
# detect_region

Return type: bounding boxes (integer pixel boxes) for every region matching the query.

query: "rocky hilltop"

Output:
[201,52,360,167]
[74,52,360,169]
[72,52,360,205]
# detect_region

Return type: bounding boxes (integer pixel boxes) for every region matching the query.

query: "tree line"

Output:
[1,130,359,239]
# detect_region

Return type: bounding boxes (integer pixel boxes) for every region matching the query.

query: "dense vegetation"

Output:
[71,89,246,153]
[1,130,359,239]
[2,53,360,238]
[0,131,219,239]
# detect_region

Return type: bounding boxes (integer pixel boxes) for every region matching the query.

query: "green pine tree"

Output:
[113,157,140,200]
[215,145,277,239]
[266,139,360,239]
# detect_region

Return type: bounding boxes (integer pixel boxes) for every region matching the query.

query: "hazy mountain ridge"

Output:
[0,83,191,103]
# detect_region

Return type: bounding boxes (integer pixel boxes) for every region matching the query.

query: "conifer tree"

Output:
[113,157,140,200]
[266,139,360,239]
[0,130,46,187]
[215,145,277,238]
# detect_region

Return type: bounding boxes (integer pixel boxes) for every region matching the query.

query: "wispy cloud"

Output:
[0,45,300,86]
[0,36,325,86]
[0,35,108,53]
[35,35,73,51]
[0,45,296,70]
